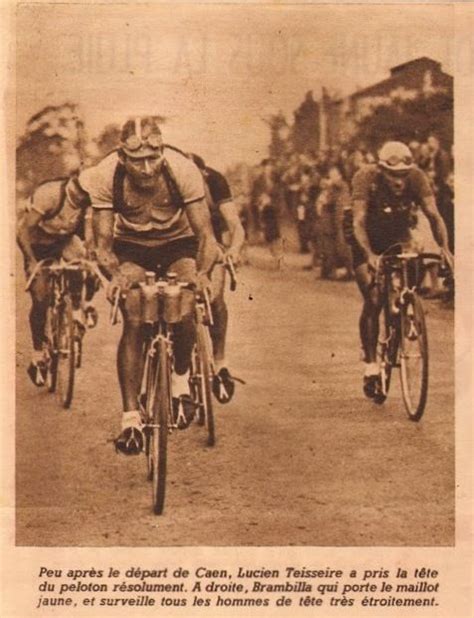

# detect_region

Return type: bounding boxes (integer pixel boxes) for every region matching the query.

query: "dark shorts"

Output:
[31,238,70,262]
[113,236,199,277]
[27,235,85,274]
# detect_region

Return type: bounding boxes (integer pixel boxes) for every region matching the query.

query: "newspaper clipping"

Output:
[1,1,473,616]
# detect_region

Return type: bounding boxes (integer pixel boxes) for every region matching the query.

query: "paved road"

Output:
[16,250,454,546]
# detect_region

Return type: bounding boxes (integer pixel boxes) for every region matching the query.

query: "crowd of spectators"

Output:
[246,135,454,286]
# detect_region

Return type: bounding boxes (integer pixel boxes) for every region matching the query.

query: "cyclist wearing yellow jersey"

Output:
[348,141,454,398]
[189,154,245,403]
[79,117,219,455]
[17,177,97,386]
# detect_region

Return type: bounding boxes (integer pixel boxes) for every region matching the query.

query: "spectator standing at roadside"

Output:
[427,135,451,193]
[251,159,282,259]
[316,166,352,280]
[295,169,320,254]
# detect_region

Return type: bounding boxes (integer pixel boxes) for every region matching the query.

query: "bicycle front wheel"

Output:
[151,337,171,515]
[190,345,205,426]
[399,294,428,421]
[374,306,398,404]
[196,323,215,447]
[56,296,76,408]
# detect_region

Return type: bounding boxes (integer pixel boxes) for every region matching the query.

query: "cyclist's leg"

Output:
[29,271,51,351]
[116,262,147,410]
[209,263,236,402]
[63,234,99,327]
[169,256,197,376]
[352,241,383,398]
[62,235,86,311]
[355,263,383,362]
[209,263,227,363]
[167,255,197,427]
[26,242,59,385]
[114,261,147,454]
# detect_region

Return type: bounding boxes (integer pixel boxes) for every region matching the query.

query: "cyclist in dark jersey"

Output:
[348,141,454,398]
[190,154,245,403]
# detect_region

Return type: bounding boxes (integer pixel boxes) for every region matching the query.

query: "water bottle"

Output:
[163,271,182,323]
[140,271,158,323]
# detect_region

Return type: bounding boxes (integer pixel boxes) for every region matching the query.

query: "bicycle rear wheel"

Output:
[45,306,58,393]
[150,337,171,515]
[196,323,215,447]
[56,296,76,409]
[399,294,428,421]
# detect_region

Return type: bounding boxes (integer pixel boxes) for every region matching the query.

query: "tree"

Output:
[93,123,122,159]
[262,111,291,160]
[291,91,320,154]
[16,103,89,198]
[353,91,453,151]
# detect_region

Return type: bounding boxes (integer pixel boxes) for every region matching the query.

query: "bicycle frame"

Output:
[375,248,443,415]
[140,320,176,431]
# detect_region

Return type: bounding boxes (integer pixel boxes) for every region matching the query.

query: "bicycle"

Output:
[190,285,216,447]
[25,257,103,408]
[190,255,238,446]
[113,272,198,515]
[374,247,449,421]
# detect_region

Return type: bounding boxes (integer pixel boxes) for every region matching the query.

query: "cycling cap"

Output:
[120,116,164,158]
[378,141,414,171]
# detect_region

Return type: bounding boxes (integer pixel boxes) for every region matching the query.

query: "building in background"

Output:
[324,57,453,148]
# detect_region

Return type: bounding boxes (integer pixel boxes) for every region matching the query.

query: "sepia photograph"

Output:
[12,1,458,554]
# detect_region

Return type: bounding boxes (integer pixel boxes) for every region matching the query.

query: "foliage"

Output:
[291,91,320,154]
[262,111,290,160]
[92,123,122,160]
[353,91,453,151]
[16,103,89,198]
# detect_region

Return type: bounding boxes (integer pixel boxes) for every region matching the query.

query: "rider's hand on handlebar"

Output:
[367,252,380,273]
[106,272,131,303]
[214,245,225,265]
[197,272,212,297]
[225,247,241,267]
[442,248,455,276]
[25,258,38,280]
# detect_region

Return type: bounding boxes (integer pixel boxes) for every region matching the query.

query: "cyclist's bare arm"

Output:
[92,208,120,278]
[83,207,95,255]
[219,200,245,261]
[186,198,220,276]
[16,209,43,274]
[419,196,453,265]
[352,199,378,269]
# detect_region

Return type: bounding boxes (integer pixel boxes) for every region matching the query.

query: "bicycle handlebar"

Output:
[379,252,444,265]
[25,257,108,292]
[108,276,213,326]
[225,255,237,291]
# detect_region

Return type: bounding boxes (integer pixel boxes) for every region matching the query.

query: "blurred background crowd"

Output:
[16,57,454,296]
[241,135,454,286]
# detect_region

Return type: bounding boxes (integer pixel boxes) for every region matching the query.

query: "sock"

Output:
[121,410,142,429]
[31,349,46,364]
[215,359,227,373]
[364,362,379,377]
[172,370,190,397]
[72,308,83,323]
